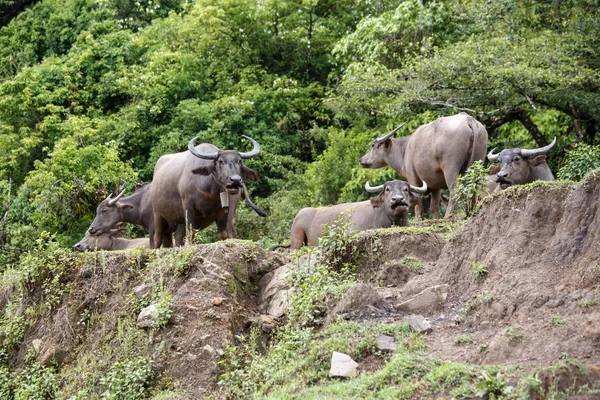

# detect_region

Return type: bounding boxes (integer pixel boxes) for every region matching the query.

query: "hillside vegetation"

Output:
[0,0,599,259]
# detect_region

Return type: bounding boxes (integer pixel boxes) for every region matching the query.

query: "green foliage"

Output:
[0,300,28,361]
[453,334,475,346]
[549,314,565,326]
[455,161,490,217]
[100,356,154,400]
[11,352,58,400]
[400,256,422,272]
[19,232,75,313]
[503,324,524,341]
[316,212,359,271]
[557,143,600,181]
[475,370,514,399]
[471,261,488,281]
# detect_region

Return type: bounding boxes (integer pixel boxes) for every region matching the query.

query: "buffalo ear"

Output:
[122,204,134,211]
[370,194,384,208]
[528,155,547,167]
[489,164,500,175]
[384,139,392,149]
[192,165,215,175]
[241,165,258,182]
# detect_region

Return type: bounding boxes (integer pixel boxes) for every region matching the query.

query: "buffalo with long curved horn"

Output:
[151,135,266,247]
[487,137,556,190]
[270,180,426,251]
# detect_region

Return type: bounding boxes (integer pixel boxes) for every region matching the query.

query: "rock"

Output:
[40,345,69,366]
[326,283,388,324]
[137,304,160,329]
[406,314,433,334]
[133,284,152,299]
[395,284,448,313]
[211,297,224,306]
[31,339,43,353]
[259,264,291,317]
[202,344,216,358]
[376,334,397,352]
[259,314,277,333]
[329,352,358,378]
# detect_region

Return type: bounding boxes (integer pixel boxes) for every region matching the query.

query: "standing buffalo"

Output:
[487,137,556,190]
[271,180,427,250]
[359,113,488,219]
[87,184,182,248]
[74,229,150,251]
[150,135,266,248]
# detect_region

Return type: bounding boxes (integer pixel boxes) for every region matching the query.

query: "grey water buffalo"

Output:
[271,180,427,250]
[73,229,150,252]
[150,135,267,248]
[359,112,488,219]
[88,183,182,248]
[487,137,556,190]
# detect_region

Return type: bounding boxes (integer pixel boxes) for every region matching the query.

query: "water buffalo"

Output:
[359,112,488,219]
[487,137,556,190]
[150,135,266,248]
[73,229,150,252]
[87,184,182,248]
[271,180,427,250]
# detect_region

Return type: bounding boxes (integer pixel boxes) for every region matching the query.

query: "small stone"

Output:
[376,334,397,352]
[137,304,160,329]
[133,284,152,299]
[185,352,198,361]
[216,348,224,356]
[259,314,277,333]
[212,297,223,306]
[31,339,43,353]
[202,344,215,357]
[200,334,211,342]
[407,314,433,334]
[329,352,358,378]
[395,284,448,313]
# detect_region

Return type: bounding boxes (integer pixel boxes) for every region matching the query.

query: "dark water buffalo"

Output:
[359,112,488,219]
[150,135,266,248]
[487,137,556,190]
[74,229,150,251]
[87,184,182,248]
[271,180,427,250]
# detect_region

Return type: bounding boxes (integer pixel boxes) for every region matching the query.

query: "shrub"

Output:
[454,161,490,217]
[557,143,600,181]
[100,356,154,400]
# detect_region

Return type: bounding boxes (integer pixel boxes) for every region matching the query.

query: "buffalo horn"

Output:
[242,183,267,217]
[520,136,557,157]
[409,181,428,194]
[188,137,219,160]
[107,188,126,206]
[365,181,385,193]
[374,123,406,143]
[487,148,499,162]
[238,135,261,159]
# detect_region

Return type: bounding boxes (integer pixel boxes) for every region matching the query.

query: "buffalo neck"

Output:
[121,189,148,229]
[386,138,408,177]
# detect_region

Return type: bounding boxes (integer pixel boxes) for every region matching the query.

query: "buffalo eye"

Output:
[385,187,390,192]
[219,159,224,165]
[404,187,408,192]
[101,208,107,214]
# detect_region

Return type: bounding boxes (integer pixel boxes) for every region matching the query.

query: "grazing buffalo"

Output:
[73,229,150,252]
[271,180,427,250]
[88,184,182,248]
[487,137,556,190]
[359,112,488,219]
[150,135,266,248]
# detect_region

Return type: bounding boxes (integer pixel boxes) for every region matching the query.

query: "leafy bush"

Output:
[100,356,154,400]
[557,143,600,181]
[455,161,490,217]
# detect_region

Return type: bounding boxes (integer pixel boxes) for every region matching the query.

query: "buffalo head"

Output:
[88,189,132,235]
[487,137,556,189]
[189,135,260,194]
[366,180,427,219]
[359,124,405,168]
[74,228,125,252]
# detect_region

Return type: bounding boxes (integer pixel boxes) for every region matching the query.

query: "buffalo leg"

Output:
[443,171,461,219]
[174,225,186,246]
[430,189,442,219]
[414,198,423,221]
[153,213,168,249]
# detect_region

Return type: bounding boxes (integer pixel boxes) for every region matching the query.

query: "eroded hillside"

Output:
[0,172,599,398]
